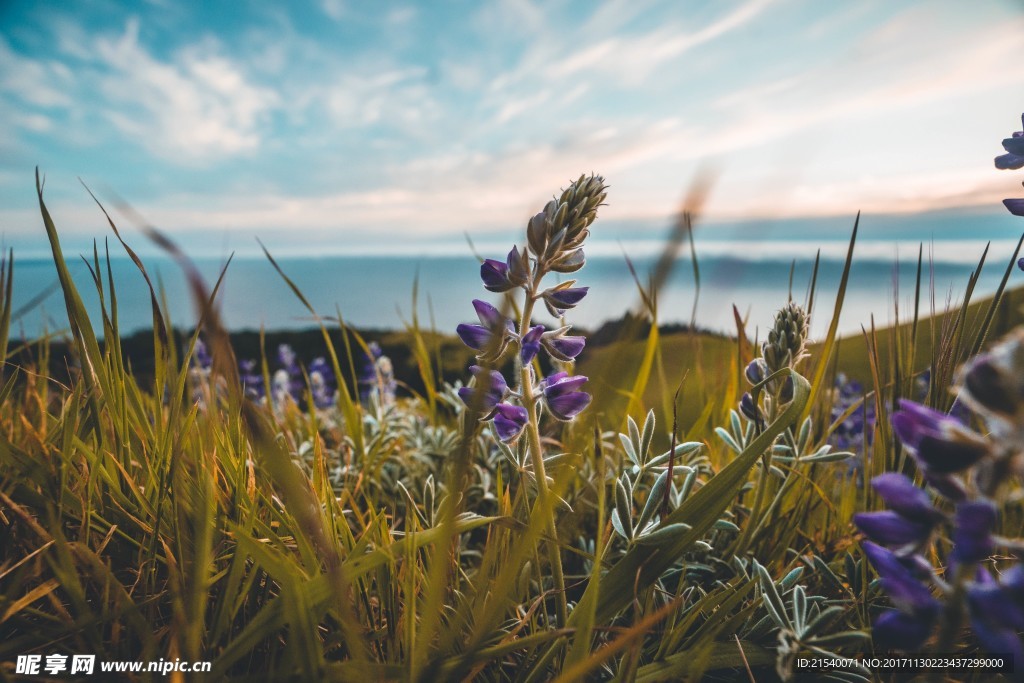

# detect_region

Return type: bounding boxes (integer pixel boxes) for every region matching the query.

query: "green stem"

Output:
[518,269,568,629]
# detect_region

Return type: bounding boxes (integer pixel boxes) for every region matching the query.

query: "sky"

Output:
[1,0,1023,256]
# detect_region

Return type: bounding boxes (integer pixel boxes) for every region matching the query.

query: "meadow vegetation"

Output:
[2,155,1024,682]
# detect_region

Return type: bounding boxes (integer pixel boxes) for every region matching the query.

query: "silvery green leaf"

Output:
[692,540,713,552]
[755,560,791,629]
[780,566,804,590]
[802,450,854,463]
[772,444,792,454]
[640,409,655,461]
[769,465,786,478]
[792,585,807,634]
[798,417,812,453]
[648,442,702,467]
[715,427,741,453]
[730,409,743,438]
[615,478,633,540]
[619,433,639,466]
[627,415,641,460]
[542,452,573,467]
[712,519,740,533]
[679,468,697,500]
[802,605,845,637]
[610,508,629,540]
[810,631,872,647]
[813,555,848,595]
[637,470,668,533]
[635,522,692,546]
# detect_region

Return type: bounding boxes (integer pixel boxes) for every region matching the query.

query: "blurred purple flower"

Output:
[541,371,591,420]
[891,400,989,474]
[871,473,943,524]
[192,339,212,370]
[457,300,514,357]
[950,501,996,565]
[458,365,509,411]
[309,357,335,409]
[239,359,265,400]
[862,541,940,650]
[995,115,1024,170]
[855,510,933,549]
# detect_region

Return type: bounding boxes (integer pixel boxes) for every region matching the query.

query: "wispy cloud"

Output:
[92,18,279,161]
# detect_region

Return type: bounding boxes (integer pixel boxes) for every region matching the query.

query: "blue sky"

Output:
[1,0,1023,254]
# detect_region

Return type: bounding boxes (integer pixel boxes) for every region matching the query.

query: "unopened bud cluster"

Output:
[740,301,811,424]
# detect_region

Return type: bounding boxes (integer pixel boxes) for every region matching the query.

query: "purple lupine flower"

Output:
[541,328,586,361]
[481,258,513,292]
[744,358,767,385]
[1006,199,1024,217]
[958,349,1016,420]
[492,403,528,441]
[950,501,996,565]
[872,609,935,652]
[239,358,265,400]
[193,338,212,370]
[309,357,335,409]
[891,400,989,474]
[520,325,544,364]
[994,114,1024,170]
[855,511,934,549]
[457,300,514,359]
[871,473,943,524]
[540,371,591,420]
[542,285,589,317]
[278,344,298,373]
[862,541,941,651]
[458,365,509,411]
[739,392,762,425]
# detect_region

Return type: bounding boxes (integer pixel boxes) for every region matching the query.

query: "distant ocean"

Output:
[9,235,1022,342]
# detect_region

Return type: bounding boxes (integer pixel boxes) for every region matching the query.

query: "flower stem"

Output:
[518,270,568,628]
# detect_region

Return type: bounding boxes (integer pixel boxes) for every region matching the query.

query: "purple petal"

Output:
[457,323,491,350]
[739,392,761,423]
[1005,199,1024,216]
[970,620,1024,664]
[915,433,988,473]
[542,372,588,396]
[1018,258,1024,272]
[969,583,1024,631]
[862,542,938,613]
[745,359,766,385]
[871,474,941,522]
[546,286,589,308]
[891,400,949,450]
[472,299,505,328]
[995,153,1024,170]
[507,246,530,285]
[545,334,586,361]
[492,403,528,441]
[951,501,996,564]
[873,610,933,652]
[1003,136,1024,156]
[480,259,512,292]
[854,511,932,548]
[520,325,544,364]
[960,354,1014,417]
[546,390,592,420]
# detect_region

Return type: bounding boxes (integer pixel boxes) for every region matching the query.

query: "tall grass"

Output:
[1,174,1022,681]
